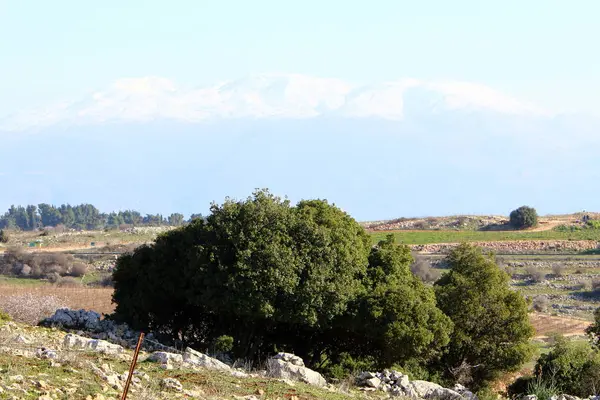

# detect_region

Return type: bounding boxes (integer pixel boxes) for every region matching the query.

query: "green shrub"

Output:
[534,335,600,396]
[526,376,559,400]
[475,386,499,400]
[213,335,234,353]
[0,229,8,243]
[587,220,600,229]
[434,243,534,389]
[322,353,376,380]
[509,206,539,229]
[0,310,11,322]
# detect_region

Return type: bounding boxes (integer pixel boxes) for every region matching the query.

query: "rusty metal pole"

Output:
[121,332,145,400]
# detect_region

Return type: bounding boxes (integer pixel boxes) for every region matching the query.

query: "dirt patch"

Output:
[529,312,591,339]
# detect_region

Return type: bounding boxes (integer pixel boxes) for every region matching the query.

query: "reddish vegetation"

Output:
[0,284,114,315]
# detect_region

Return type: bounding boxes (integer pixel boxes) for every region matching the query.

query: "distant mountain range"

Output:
[0,74,598,220]
[0,74,553,131]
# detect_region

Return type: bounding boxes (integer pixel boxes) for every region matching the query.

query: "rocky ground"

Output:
[0,309,484,400]
[413,240,600,254]
[362,215,509,231]
[363,213,600,232]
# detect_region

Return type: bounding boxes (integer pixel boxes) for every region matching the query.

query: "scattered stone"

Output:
[356,370,476,400]
[63,333,123,354]
[160,377,183,392]
[11,334,31,344]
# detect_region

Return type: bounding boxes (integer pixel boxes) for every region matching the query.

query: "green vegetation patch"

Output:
[370,229,600,245]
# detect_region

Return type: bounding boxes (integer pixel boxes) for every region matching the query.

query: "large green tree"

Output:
[434,243,534,388]
[112,190,452,372]
[509,205,538,229]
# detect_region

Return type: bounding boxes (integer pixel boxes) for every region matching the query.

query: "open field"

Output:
[0,226,171,253]
[0,282,115,316]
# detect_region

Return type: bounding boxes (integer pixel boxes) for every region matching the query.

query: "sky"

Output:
[1,0,599,116]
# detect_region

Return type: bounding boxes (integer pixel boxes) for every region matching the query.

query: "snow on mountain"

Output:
[0,73,550,131]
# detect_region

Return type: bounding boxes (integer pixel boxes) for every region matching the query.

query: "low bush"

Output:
[70,262,88,277]
[532,335,600,396]
[552,264,565,277]
[0,310,10,322]
[587,220,600,229]
[526,266,545,283]
[0,247,89,280]
[0,229,8,243]
[526,376,559,400]
[532,296,549,313]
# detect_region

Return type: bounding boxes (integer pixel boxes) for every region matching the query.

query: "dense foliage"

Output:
[508,336,600,397]
[434,243,534,388]
[112,190,453,374]
[0,203,197,231]
[509,205,539,229]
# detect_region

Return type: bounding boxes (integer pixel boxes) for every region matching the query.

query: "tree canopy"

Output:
[509,205,539,229]
[434,243,534,388]
[112,190,453,373]
[0,203,201,231]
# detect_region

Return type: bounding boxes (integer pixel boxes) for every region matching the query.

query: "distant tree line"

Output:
[0,203,203,231]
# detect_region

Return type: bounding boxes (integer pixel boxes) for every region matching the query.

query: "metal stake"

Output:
[121,332,145,400]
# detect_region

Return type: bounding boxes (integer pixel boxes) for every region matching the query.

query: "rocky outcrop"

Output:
[356,370,477,399]
[266,353,326,387]
[63,333,123,355]
[183,347,231,370]
[412,240,599,254]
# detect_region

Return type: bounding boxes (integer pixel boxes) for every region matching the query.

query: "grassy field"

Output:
[370,228,600,245]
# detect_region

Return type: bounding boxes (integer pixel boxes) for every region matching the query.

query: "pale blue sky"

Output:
[1,0,599,115]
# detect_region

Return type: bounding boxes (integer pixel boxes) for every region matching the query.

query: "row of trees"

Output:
[112,190,534,390]
[0,203,203,231]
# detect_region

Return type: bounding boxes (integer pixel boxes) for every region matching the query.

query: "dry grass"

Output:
[0,284,114,316]
[529,312,591,338]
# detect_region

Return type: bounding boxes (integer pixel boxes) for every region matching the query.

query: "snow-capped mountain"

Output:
[1,73,598,221]
[0,73,551,131]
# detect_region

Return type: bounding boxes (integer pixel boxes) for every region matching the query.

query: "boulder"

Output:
[147,351,183,367]
[63,333,123,354]
[266,355,326,387]
[365,377,381,388]
[453,383,478,400]
[43,309,101,331]
[410,380,463,400]
[271,352,305,367]
[183,347,230,370]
